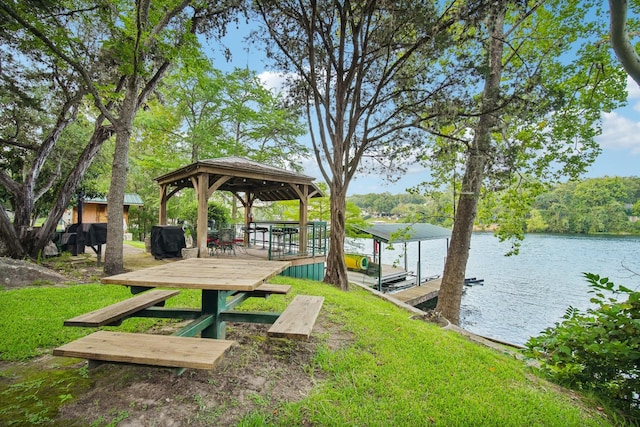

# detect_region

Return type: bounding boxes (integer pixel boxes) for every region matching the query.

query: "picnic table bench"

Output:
[53,331,235,370]
[63,289,179,327]
[245,283,291,297]
[268,295,324,340]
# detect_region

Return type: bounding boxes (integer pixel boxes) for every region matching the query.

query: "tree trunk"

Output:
[324,180,349,291]
[437,152,486,325]
[103,130,129,275]
[104,86,137,275]
[0,118,112,259]
[0,204,24,257]
[436,3,506,325]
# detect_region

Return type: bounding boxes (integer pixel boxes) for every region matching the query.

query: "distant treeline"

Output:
[348,176,640,234]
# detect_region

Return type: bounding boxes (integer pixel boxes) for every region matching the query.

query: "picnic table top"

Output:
[101,257,291,291]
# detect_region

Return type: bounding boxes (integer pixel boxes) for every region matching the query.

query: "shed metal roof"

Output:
[355,223,451,243]
[83,193,144,206]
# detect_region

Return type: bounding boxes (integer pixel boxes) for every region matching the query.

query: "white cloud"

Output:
[595,77,640,154]
[627,76,640,97]
[257,70,289,94]
[627,76,640,112]
[597,111,640,154]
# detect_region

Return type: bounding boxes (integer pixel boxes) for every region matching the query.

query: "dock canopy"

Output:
[355,223,451,244]
[354,223,451,292]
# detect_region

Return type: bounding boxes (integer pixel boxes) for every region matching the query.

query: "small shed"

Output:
[72,193,144,229]
[154,157,323,257]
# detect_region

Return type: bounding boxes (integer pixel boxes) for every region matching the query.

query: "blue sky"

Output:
[208,17,640,196]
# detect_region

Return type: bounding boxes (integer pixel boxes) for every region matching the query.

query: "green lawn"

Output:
[0,277,614,426]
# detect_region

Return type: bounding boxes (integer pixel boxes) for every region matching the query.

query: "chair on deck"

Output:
[213,228,236,255]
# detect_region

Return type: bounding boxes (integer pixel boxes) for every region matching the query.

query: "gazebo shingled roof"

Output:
[154,157,323,201]
[154,157,323,257]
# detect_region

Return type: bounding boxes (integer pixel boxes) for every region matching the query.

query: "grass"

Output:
[254,277,613,426]
[123,239,145,250]
[0,275,616,426]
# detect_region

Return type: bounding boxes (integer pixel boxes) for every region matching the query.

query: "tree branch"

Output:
[609,0,640,86]
[0,3,117,124]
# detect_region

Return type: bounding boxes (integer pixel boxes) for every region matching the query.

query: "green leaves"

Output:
[525,273,640,421]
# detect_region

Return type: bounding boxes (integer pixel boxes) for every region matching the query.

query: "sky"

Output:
[206,12,640,196]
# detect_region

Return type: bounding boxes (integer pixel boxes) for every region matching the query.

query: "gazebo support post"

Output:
[299,197,308,254]
[159,185,168,225]
[244,193,251,247]
[196,174,209,257]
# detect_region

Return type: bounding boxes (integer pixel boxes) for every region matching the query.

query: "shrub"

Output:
[525,273,640,421]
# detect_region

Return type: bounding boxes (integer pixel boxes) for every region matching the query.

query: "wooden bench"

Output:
[268,295,324,340]
[53,331,236,370]
[64,289,180,327]
[249,283,292,297]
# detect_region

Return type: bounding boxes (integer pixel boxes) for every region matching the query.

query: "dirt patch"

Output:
[55,317,350,426]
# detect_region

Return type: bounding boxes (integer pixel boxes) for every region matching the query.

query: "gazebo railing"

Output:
[244,221,328,260]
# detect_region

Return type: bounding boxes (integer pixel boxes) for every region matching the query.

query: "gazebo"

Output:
[154,157,324,258]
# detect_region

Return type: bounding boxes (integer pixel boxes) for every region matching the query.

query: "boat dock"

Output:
[390,277,441,306]
[347,264,441,307]
[347,263,409,289]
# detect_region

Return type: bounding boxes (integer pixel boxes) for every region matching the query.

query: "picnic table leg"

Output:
[201,290,228,339]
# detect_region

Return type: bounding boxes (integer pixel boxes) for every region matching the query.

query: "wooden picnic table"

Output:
[54,257,323,371]
[100,257,292,339]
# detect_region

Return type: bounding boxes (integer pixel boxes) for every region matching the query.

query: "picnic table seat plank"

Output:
[268,295,324,340]
[246,283,292,297]
[53,331,236,370]
[64,289,180,327]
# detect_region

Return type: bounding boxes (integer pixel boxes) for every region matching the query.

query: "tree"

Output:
[429,1,627,324]
[525,209,548,232]
[609,0,640,86]
[435,1,508,324]
[532,177,637,234]
[97,2,240,275]
[151,63,308,166]
[0,2,115,258]
[127,59,309,233]
[254,0,490,290]
[0,1,240,272]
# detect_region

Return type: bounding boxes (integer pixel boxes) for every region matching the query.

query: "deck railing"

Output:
[238,221,327,260]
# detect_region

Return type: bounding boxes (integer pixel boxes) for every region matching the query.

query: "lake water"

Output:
[346,233,640,346]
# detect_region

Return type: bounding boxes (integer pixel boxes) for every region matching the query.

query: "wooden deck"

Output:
[347,264,441,307]
[390,277,441,306]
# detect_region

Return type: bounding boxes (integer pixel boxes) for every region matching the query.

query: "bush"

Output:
[525,273,640,421]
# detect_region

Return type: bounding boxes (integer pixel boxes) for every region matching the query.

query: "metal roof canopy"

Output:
[355,223,451,244]
[83,193,144,206]
[154,157,323,202]
[354,223,451,292]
